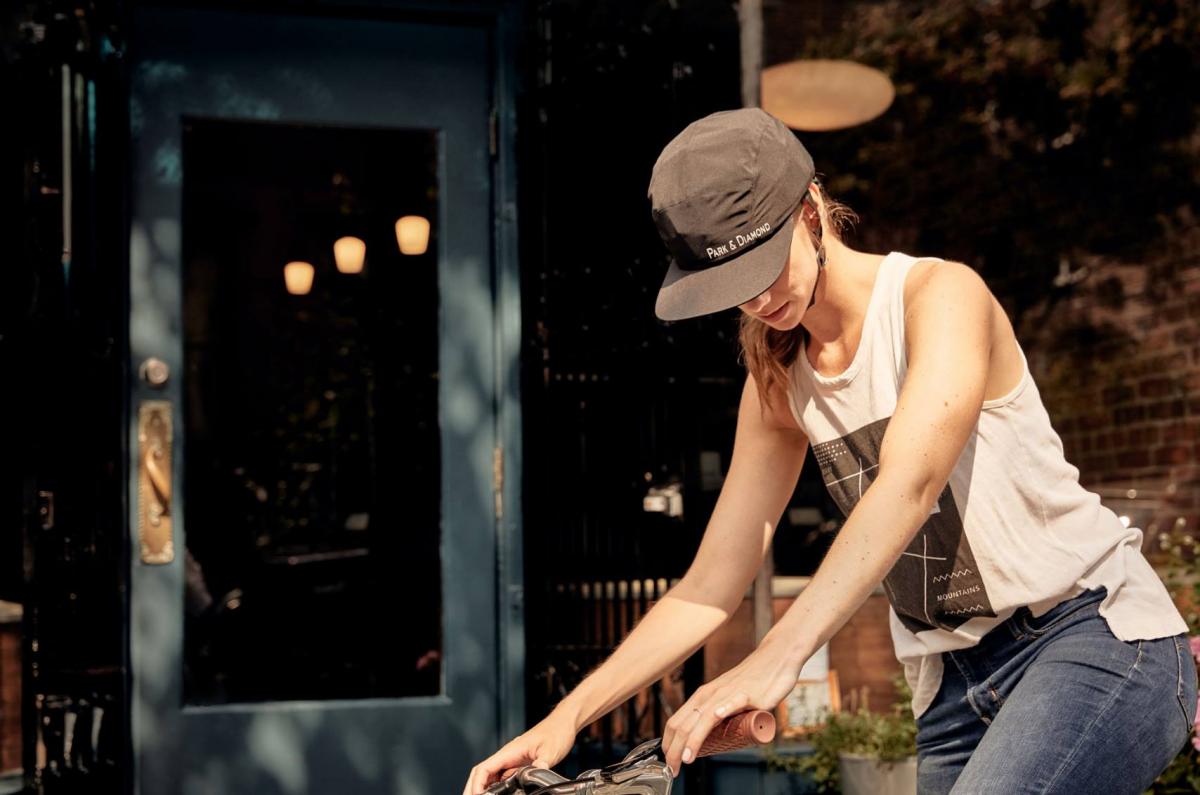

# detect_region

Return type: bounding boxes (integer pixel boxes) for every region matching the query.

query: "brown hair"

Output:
[736,180,859,416]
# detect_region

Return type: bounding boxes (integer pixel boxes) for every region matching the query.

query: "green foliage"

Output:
[785,0,1200,322]
[1156,527,1200,637]
[766,673,917,793]
[1150,745,1200,795]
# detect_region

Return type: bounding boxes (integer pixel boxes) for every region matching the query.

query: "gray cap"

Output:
[648,108,815,321]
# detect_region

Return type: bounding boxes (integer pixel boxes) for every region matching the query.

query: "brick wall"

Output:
[0,622,20,773]
[1008,247,1200,560]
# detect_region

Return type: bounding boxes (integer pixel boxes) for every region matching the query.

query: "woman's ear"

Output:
[800,196,822,236]
[808,180,825,209]
[807,183,830,233]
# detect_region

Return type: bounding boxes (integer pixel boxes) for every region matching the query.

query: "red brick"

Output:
[1155,446,1193,466]
[1143,329,1174,348]
[1173,327,1198,347]
[1147,400,1187,420]
[1174,423,1200,442]
[1139,377,1178,399]
[1080,411,1114,430]
[1162,304,1190,323]
[1133,351,1189,377]
[1133,313,1160,333]
[1105,384,1138,403]
[1113,405,1147,425]
[1138,426,1163,445]
[1117,449,1152,468]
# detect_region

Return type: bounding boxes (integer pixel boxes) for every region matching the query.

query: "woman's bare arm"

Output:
[760,261,993,665]
[552,372,809,732]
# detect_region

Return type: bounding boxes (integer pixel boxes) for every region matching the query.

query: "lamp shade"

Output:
[761,59,895,131]
[334,236,366,274]
[395,215,430,256]
[283,261,315,295]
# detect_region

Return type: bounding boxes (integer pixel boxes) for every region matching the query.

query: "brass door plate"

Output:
[138,400,174,565]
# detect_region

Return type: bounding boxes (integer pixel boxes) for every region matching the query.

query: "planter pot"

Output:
[837,752,917,795]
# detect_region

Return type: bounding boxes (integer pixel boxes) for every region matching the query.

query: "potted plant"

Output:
[767,673,917,794]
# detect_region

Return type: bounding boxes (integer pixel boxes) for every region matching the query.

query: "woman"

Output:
[464,108,1196,795]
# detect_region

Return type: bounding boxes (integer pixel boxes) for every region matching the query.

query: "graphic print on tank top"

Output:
[812,416,996,634]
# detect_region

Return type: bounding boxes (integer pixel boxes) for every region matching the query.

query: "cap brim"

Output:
[654,212,795,321]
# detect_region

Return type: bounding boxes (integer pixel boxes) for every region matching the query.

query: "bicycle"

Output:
[483,709,776,794]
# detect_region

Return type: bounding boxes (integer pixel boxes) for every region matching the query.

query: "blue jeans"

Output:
[916,585,1198,793]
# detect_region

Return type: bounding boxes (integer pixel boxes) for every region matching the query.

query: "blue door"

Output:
[125,5,519,793]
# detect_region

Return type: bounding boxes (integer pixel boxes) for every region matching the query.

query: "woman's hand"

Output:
[660,640,804,777]
[462,709,578,795]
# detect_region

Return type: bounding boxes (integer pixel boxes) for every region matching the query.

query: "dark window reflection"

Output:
[180,119,441,705]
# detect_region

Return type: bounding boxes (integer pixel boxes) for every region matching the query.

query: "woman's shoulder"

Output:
[900,257,988,315]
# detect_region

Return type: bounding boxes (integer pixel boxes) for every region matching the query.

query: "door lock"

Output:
[139,357,170,388]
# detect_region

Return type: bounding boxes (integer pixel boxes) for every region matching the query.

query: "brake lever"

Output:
[486,748,671,795]
[484,765,573,794]
[484,709,775,795]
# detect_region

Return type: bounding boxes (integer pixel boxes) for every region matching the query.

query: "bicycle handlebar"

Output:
[485,709,776,794]
[689,708,775,755]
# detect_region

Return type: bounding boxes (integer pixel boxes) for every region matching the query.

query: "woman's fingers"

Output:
[686,689,751,758]
[662,698,707,776]
[463,711,578,794]
[711,688,752,720]
[464,746,526,795]
[665,689,753,777]
[464,760,491,795]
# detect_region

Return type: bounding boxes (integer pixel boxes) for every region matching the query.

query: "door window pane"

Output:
[181,119,441,705]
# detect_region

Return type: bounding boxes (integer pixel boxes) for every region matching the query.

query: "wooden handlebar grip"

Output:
[696,709,776,757]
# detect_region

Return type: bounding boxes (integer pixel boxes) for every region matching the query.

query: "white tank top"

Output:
[785,250,1187,719]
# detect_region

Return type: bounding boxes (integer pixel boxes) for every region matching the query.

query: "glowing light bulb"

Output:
[284,261,314,295]
[395,215,430,255]
[333,236,366,274]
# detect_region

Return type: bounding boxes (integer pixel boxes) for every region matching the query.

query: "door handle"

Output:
[138,400,174,564]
